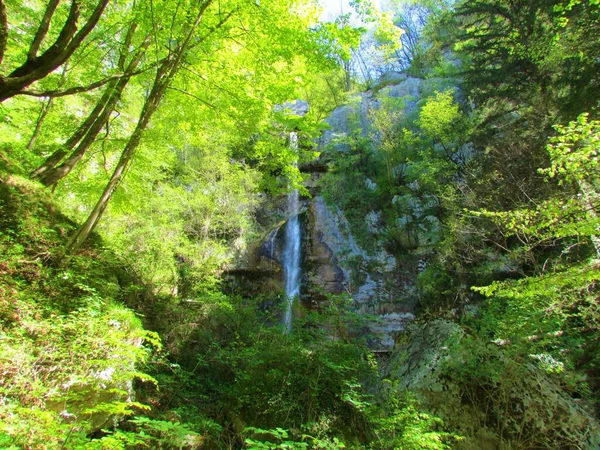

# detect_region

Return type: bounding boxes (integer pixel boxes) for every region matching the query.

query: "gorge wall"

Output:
[225,73,449,348]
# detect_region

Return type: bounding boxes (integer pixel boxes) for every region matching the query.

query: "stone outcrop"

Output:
[230,74,460,347]
[385,321,600,449]
[274,99,310,117]
[230,74,436,347]
[318,74,424,151]
[301,195,417,348]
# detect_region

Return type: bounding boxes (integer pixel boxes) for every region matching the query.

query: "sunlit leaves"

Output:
[419,90,460,143]
[542,113,600,186]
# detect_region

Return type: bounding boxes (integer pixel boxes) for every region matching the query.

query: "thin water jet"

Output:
[282,132,301,332]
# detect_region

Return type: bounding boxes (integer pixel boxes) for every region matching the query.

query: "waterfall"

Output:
[283,132,301,332]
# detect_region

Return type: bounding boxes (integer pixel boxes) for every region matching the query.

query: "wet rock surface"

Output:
[230,74,441,348]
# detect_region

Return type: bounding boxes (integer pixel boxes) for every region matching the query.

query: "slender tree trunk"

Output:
[580,180,600,257]
[36,77,127,186]
[27,64,69,151]
[27,0,61,61]
[66,0,218,253]
[343,60,351,91]
[65,96,159,253]
[66,62,171,254]
[27,98,53,150]
[0,0,8,66]
[31,33,149,183]
[30,82,115,179]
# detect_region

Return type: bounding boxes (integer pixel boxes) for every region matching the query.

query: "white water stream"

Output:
[283,132,300,332]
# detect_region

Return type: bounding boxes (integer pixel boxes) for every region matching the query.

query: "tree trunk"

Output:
[66,65,169,253]
[27,64,69,151]
[343,60,352,91]
[27,0,61,61]
[30,84,113,179]
[31,31,149,183]
[66,0,217,253]
[36,79,125,186]
[580,180,600,258]
[0,0,8,66]
[0,0,109,103]
[27,98,53,150]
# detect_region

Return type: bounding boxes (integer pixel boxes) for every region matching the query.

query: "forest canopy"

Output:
[1,0,600,448]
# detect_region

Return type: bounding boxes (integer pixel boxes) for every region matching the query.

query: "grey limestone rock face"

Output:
[305,196,416,349]
[369,312,416,348]
[318,97,364,151]
[365,210,383,234]
[274,99,310,117]
[309,196,366,263]
[385,321,600,450]
[373,70,407,88]
[386,320,463,390]
[379,77,422,101]
[305,196,364,295]
[319,76,423,151]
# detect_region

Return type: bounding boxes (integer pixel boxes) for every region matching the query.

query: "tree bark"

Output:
[27,98,54,151]
[66,0,216,253]
[31,30,149,184]
[66,62,171,253]
[27,64,69,151]
[27,0,61,61]
[579,180,600,258]
[0,0,7,65]
[343,60,351,91]
[36,79,124,186]
[0,0,109,102]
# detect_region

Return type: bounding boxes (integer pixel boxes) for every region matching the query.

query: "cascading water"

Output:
[283,132,301,332]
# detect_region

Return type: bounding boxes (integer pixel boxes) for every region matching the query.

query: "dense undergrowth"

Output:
[0,172,457,448]
[0,175,158,448]
[314,1,600,448]
[2,0,600,448]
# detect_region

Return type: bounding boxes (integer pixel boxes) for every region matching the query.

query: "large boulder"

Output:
[372,70,407,89]
[385,321,600,450]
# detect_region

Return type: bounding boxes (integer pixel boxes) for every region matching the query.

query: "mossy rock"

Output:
[385,320,600,450]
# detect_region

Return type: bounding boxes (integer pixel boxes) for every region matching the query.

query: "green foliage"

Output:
[319,84,464,257]
[244,426,347,449]
[440,335,600,449]
[3,0,600,448]
[543,112,600,186]
[315,17,366,65]
[454,0,600,120]
[168,296,375,443]
[126,416,203,449]
[471,113,600,247]
[0,175,161,447]
[139,290,472,449]
[371,393,458,450]
[419,91,460,143]
[460,113,600,421]
[320,134,380,250]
